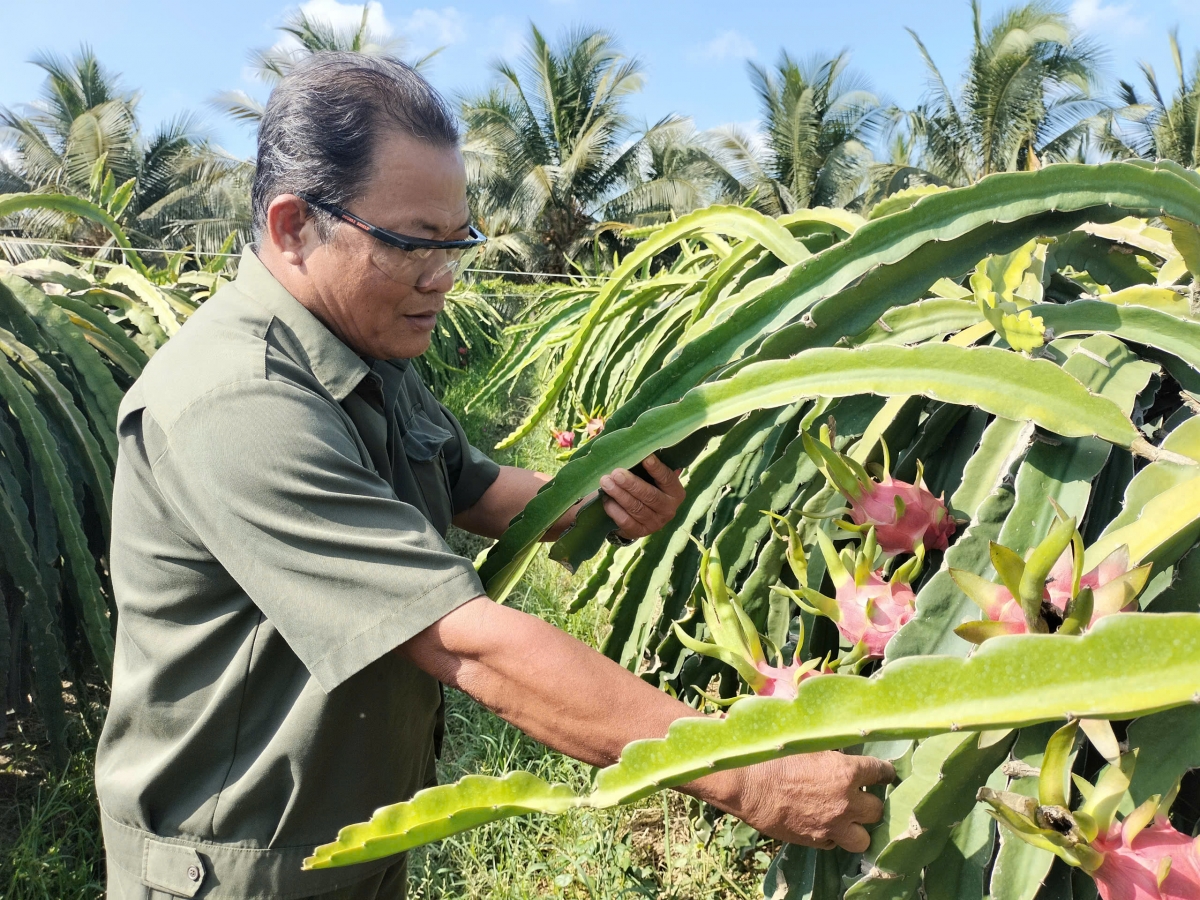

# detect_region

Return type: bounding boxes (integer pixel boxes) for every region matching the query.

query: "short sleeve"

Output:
[148,380,486,692]
[436,400,501,514]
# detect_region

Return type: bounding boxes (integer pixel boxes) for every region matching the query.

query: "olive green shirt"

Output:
[95,249,500,898]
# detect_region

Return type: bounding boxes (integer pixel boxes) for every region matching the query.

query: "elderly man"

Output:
[95,53,892,900]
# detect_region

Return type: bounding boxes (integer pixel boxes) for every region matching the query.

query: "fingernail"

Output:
[600,476,614,490]
[613,470,629,485]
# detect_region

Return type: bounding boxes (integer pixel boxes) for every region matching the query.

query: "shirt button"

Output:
[187,864,202,882]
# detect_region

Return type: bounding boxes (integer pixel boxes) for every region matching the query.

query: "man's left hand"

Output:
[598,454,685,540]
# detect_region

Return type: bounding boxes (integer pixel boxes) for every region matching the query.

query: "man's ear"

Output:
[265,194,318,265]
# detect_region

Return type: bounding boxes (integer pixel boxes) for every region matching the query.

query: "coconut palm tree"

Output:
[712,51,888,214]
[602,116,742,227]
[214,4,435,125]
[0,46,250,260]
[463,25,692,272]
[1110,31,1200,167]
[906,0,1106,185]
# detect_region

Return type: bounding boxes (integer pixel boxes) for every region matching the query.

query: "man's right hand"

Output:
[687,751,895,851]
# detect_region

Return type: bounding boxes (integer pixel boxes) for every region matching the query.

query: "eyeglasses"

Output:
[298,193,486,288]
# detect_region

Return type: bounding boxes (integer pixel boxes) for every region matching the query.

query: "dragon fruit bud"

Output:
[1045,544,1151,622]
[550,429,575,449]
[583,416,605,440]
[1090,816,1200,900]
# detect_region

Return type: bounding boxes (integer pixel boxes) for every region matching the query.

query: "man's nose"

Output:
[415,268,455,294]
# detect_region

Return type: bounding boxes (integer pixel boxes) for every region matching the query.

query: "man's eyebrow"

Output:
[411,218,471,236]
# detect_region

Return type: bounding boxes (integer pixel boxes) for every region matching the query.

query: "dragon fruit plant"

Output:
[981,720,1200,900]
[951,508,1151,644]
[770,515,920,666]
[317,167,1200,897]
[803,430,956,556]
[673,537,829,701]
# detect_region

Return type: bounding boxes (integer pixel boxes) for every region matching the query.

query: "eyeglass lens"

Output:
[365,240,465,288]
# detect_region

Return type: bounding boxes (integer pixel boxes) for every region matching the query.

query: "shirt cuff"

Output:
[451,450,501,515]
[307,566,486,692]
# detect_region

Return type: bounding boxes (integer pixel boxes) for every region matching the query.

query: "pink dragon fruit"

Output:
[550,429,575,449]
[804,433,955,556]
[1091,816,1200,900]
[582,416,605,441]
[673,539,827,702]
[952,523,1149,644]
[983,724,1200,900]
[779,526,918,663]
[1045,544,1151,622]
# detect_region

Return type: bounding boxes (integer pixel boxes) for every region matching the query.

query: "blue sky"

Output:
[3,0,1200,161]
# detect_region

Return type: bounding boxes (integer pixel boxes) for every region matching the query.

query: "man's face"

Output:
[307,131,470,360]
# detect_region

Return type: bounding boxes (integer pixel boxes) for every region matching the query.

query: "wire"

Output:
[0,236,613,282]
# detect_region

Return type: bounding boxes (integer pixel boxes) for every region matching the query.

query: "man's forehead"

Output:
[366,135,469,235]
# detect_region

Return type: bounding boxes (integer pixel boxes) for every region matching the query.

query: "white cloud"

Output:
[1069,0,1144,36]
[0,142,20,171]
[268,2,467,63]
[400,7,467,53]
[690,30,757,63]
[295,0,393,38]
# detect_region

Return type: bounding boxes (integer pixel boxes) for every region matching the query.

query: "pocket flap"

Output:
[402,412,453,462]
[143,838,205,897]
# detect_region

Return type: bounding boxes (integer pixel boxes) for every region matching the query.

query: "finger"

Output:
[853,757,897,788]
[611,468,669,509]
[848,789,885,825]
[601,497,641,536]
[642,454,686,500]
[832,822,871,854]
[601,474,666,523]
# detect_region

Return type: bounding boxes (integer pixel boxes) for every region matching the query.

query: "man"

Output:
[96,53,892,899]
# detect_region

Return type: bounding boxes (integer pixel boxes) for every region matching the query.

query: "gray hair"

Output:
[251,52,459,240]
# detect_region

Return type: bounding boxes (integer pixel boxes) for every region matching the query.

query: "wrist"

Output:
[678,765,747,817]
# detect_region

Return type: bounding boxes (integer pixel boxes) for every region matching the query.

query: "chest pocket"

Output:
[399,408,456,535]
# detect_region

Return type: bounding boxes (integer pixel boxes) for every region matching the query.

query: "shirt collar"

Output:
[234,247,370,401]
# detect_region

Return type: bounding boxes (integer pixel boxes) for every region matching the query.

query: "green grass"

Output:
[0,345,770,900]
[1,683,106,900]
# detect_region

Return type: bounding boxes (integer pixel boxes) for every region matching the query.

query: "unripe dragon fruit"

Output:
[550,429,575,449]
[673,539,827,701]
[803,432,955,556]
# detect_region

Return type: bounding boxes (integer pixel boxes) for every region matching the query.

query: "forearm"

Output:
[398,597,742,810]
[452,466,592,541]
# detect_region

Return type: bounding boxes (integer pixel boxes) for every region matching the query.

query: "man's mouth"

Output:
[405,309,441,331]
